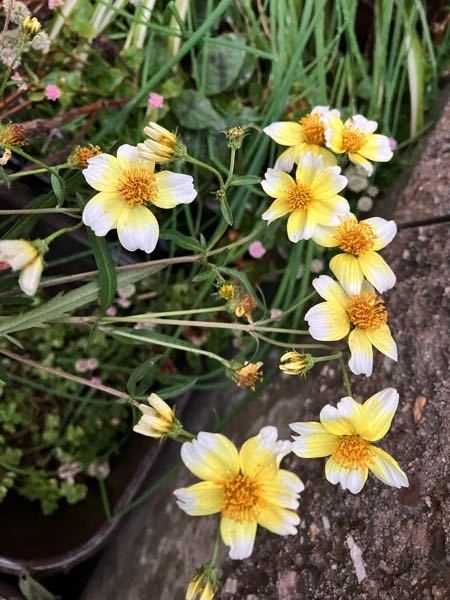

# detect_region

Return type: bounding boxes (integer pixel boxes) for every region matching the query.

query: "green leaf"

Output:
[126,355,162,397]
[159,231,203,253]
[229,175,261,186]
[0,265,165,337]
[195,34,246,95]
[192,271,214,283]
[157,377,198,400]
[171,90,226,130]
[217,265,256,298]
[103,327,203,354]
[50,174,65,206]
[86,229,117,313]
[219,195,233,226]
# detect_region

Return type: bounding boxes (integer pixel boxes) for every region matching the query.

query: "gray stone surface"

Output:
[82,96,450,600]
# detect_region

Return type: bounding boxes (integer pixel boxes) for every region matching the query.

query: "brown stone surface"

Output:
[81,98,450,600]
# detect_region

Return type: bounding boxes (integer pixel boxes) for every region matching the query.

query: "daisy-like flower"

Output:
[290,388,409,494]
[263,106,340,171]
[312,214,397,294]
[82,144,197,253]
[174,427,304,560]
[137,122,185,164]
[0,239,45,296]
[305,275,397,376]
[261,153,350,242]
[325,114,393,175]
[133,393,180,439]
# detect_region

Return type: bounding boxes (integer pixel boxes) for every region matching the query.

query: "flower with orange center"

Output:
[68,144,102,168]
[305,275,397,376]
[263,106,340,171]
[325,114,393,175]
[261,153,350,242]
[290,389,409,493]
[82,144,197,253]
[312,214,397,294]
[174,427,304,559]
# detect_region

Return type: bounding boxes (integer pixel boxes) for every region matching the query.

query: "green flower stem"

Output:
[43,222,83,245]
[256,290,318,325]
[0,347,129,400]
[223,147,237,189]
[102,306,227,322]
[1,145,64,183]
[252,332,335,350]
[98,477,112,521]
[172,428,196,442]
[99,326,232,369]
[0,208,81,215]
[8,163,70,180]
[184,154,226,190]
[313,352,342,363]
[338,353,352,397]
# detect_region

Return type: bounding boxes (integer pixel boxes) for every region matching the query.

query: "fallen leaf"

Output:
[413,396,427,423]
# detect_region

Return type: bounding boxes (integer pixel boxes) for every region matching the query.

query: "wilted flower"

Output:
[68,144,102,168]
[0,239,46,296]
[233,361,263,391]
[174,427,304,559]
[290,389,409,494]
[224,126,246,150]
[234,294,257,322]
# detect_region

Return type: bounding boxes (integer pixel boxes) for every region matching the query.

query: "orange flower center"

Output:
[289,183,312,211]
[347,292,388,330]
[299,112,326,145]
[335,219,376,256]
[222,474,260,522]
[342,125,365,153]
[332,435,373,469]
[117,167,158,206]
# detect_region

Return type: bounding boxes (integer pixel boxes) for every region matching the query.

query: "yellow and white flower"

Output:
[312,214,397,294]
[82,144,197,253]
[261,153,350,242]
[133,393,178,439]
[264,106,339,171]
[305,275,397,376]
[325,114,393,175]
[0,239,45,296]
[174,427,304,560]
[290,389,409,494]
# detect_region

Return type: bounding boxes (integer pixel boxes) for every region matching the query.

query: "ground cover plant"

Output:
[0,0,448,597]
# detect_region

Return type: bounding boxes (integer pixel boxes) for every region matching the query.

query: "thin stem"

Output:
[8,163,70,180]
[184,154,226,189]
[338,354,352,397]
[43,222,83,245]
[0,347,129,400]
[224,147,237,189]
[98,477,112,521]
[0,208,81,215]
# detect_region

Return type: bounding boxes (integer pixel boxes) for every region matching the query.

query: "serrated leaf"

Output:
[86,229,117,312]
[219,195,233,226]
[126,354,162,397]
[171,90,226,130]
[229,175,261,186]
[50,174,65,206]
[157,377,198,400]
[159,231,203,252]
[0,265,165,337]
[196,34,246,95]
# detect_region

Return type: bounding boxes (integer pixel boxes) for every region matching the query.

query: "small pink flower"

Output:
[48,0,64,8]
[45,84,61,101]
[249,240,266,259]
[388,137,397,151]
[57,462,81,480]
[148,92,164,109]
[270,308,282,319]
[105,306,117,316]
[74,358,99,373]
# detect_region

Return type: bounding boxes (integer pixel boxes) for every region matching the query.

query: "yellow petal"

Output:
[308,195,350,227]
[82,153,120,191]
[369,446,408,488]
[348,328,373,376]
[261,198,291,222]
[359,134,393,162]
[173,481,224,516]
[257,504,300,535]
[287,209,312,242]
[258,469,304,509]
[311,224,338,248]
[220,517,257,559]
[82,191,127,236]
[365,324,398,361]
[19,255,43,296]
[319,400,360,436]
[310,165,347,199]
[325,456,368,493]
[347,152,373,175]
[116,205,159,253]
[358,251,396,293]
[364,217,397,251]
[261,168,294,198]
[180,432,239,482]
[290,422,339,457]
[263,121,304,146]
[239,426,290,480]
[330,253,364,296]
[153,171,197,208]
[311,274,349,306]
[304,301,350,341]
[323,115,344,153]
[0,240,38,271]
[360,388,399,441]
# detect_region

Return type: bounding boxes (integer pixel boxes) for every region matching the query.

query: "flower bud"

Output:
[279,351,314,376]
